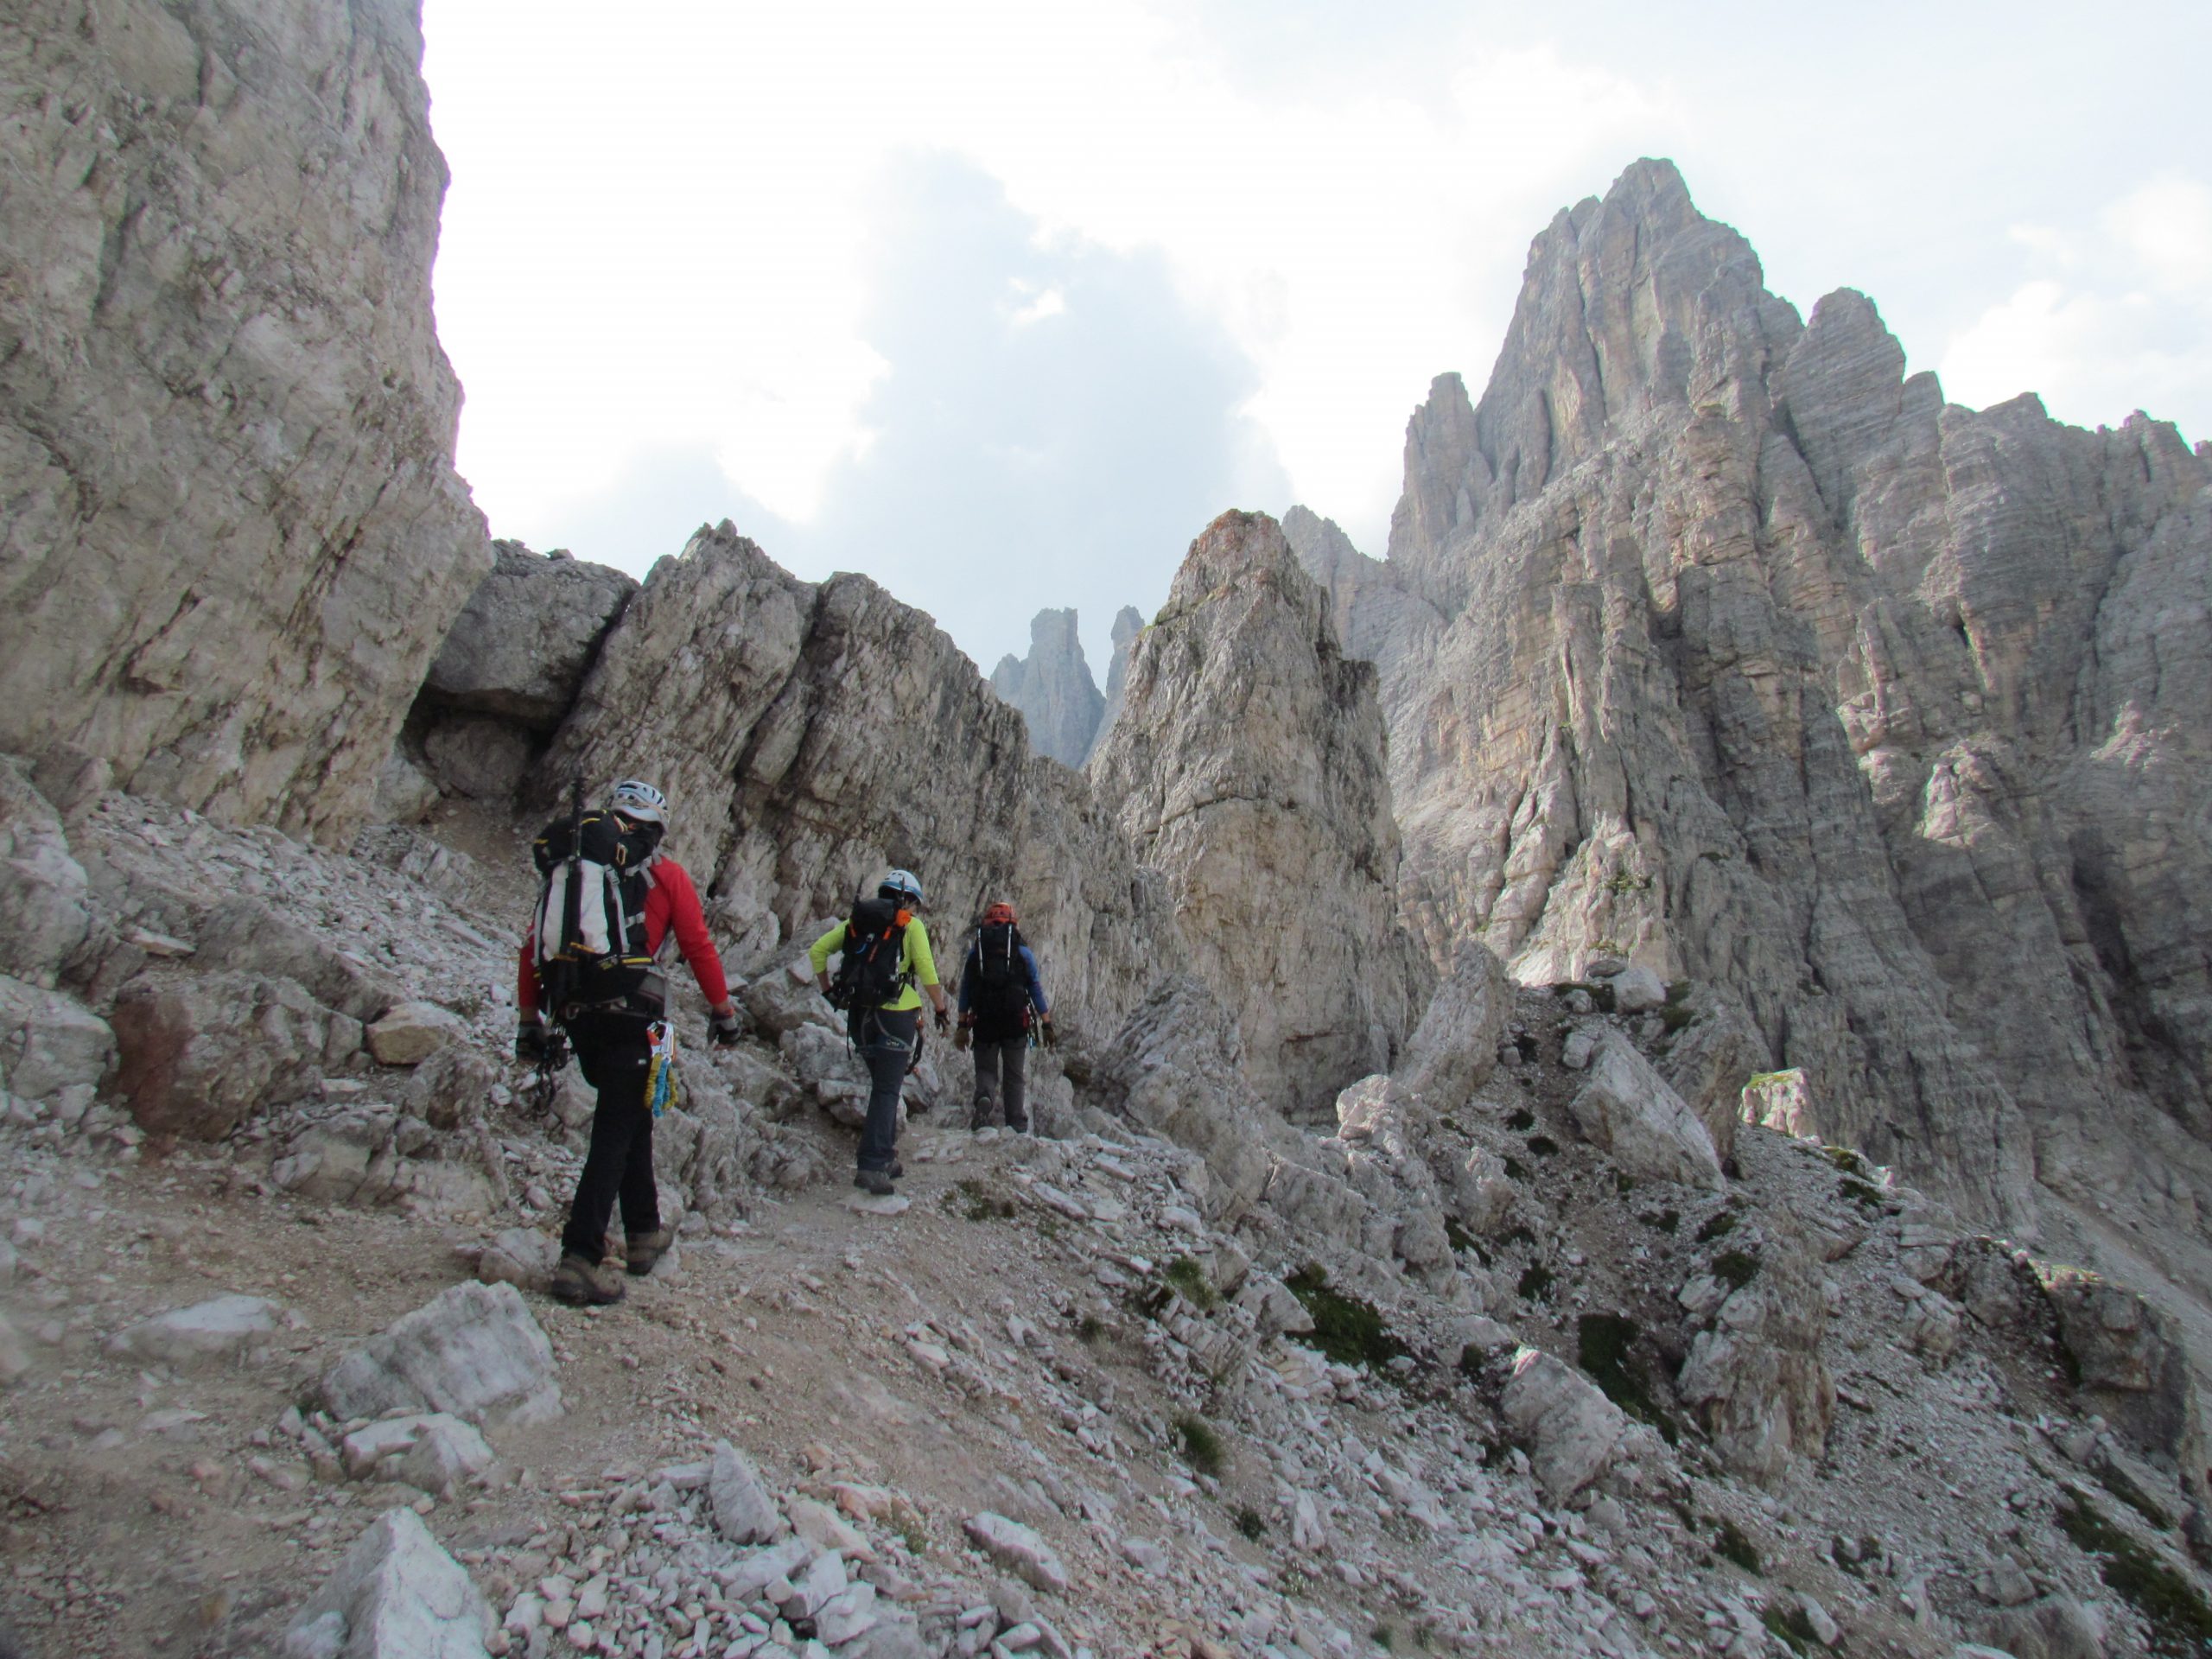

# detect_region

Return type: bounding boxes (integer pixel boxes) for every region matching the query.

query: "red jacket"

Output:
[518,855,728,1014]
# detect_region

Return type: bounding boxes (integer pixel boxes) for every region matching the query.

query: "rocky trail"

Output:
[4,776,2210,1659]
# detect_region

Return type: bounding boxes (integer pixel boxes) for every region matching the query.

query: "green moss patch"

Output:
[1163,1255,1218,1311]
[2059,1491,2212,1656]
[1694,1210,1738,1243]
[1761,1603,1816,1656]
[1285,1265,1408,1371]
[1505,1106,1535,1131]
[1576,1313,1680,1445]
[1714,1516,1763,1574]
[1527,1134,1560,1156]
[1516,1263,1555,1303]
[1173,1413,1224,1478]
[1713,1249,1760,1290]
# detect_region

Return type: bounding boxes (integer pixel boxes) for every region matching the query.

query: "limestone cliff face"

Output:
[1090,511,1431,1121]
[0,0,488,840]
[1332,158,2212,1259]
[1089,605,1146,760]
[988,608,1105,767]
[539,524,1178,1039]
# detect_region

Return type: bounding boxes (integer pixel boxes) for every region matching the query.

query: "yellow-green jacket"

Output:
[809,916,938,1011]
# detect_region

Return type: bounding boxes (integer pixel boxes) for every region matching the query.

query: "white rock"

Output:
[1565,1035,1724,1191]
[107,1294,289,1369]
[1739,1069,1820,1139]
[366,1001,467,1066]
[476,1229,559,1294]
[1610,964,1668,1014]
[709,1440,781,1545]
[282,1509,492,1658]
[321,1282,562,1427]
[1560,1028,1599,1071]
[963,1511,1069,1594]
[1501,1347,1626,1498]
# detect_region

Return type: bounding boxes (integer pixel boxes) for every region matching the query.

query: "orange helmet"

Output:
[982,901,1017,925]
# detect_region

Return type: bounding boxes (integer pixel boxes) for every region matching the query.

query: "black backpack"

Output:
[970,921,1031,1028]
[829,895,912,1011]
[531,809,658,1013]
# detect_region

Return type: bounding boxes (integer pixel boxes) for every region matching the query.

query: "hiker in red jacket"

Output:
[517,779,741,1306]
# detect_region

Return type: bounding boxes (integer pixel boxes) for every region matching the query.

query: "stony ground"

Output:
[3,786,2211,1659]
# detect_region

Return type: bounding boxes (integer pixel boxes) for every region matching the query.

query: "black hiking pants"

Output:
[560,1007,658,1264]
[971,1036,1028,1131]
[853,1005,919,1173]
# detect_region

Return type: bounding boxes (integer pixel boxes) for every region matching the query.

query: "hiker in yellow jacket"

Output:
[810,868,948,1194]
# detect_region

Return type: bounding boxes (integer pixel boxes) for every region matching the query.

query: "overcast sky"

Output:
[421,1,2212,681]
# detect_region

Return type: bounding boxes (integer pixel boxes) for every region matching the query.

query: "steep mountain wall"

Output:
[1090,511,1431,1121]
[1088,604,1146,760]
[537,524,1180,1040]
[1308,159,2212,1262]
[0,0,487,840]
[988,608,1105,766]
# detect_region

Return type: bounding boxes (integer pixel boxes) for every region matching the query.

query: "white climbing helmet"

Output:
[609,779,668,825]
[878,868,923,906]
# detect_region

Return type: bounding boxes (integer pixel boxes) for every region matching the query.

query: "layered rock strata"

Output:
[1300,159,2212,1265]
[988,607,1106,767]
[0,0,486,839]
[1090,511,1430,1120]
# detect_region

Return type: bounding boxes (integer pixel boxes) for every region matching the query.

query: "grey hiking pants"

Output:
[971,1037,1027,1131]
[852,1005,919,1173]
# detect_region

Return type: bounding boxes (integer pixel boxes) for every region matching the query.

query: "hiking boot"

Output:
[549,1251,626,1306]
[854,1168,896,1197]
[624,1227,674,1277]
[887,1160,904,1179]
[1005,1119,1029,1135]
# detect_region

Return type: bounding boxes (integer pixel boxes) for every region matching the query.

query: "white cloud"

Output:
[423,2,1673,573]
[1940,175,2212,444]
[2105,175,2212,294]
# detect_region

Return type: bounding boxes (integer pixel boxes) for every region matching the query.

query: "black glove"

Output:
[1039,1017,1057,1050]
[515,1020,550,1064]
[933,1007,950,1034]
[709,1007,743,1047]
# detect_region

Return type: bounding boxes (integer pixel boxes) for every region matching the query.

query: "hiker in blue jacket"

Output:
[954,899,1053,1132]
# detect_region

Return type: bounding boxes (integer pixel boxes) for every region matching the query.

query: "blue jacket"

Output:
[958,939,1050,1027]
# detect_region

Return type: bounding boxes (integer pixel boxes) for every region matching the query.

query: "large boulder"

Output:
[1565,1034,1725,1192]
[193,897,395,1022]
[366,1001,466,1065]
[271,1107,501,1217]
[0,974,114,1103]
[1659,1000,1764,1167]
[2036,1266,2207,1491]
[1674,1224,1836,1483]
[107,1294,291,1370]
[1090,976,1293,1218]
[1502,1348,1625,1497]
[321,1281,561,1427]
[111,972,328,1138]
[423,542,638,728]
[0,760,92,987]
[281,1509,492,1659]
[1395,940,1509,1111]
